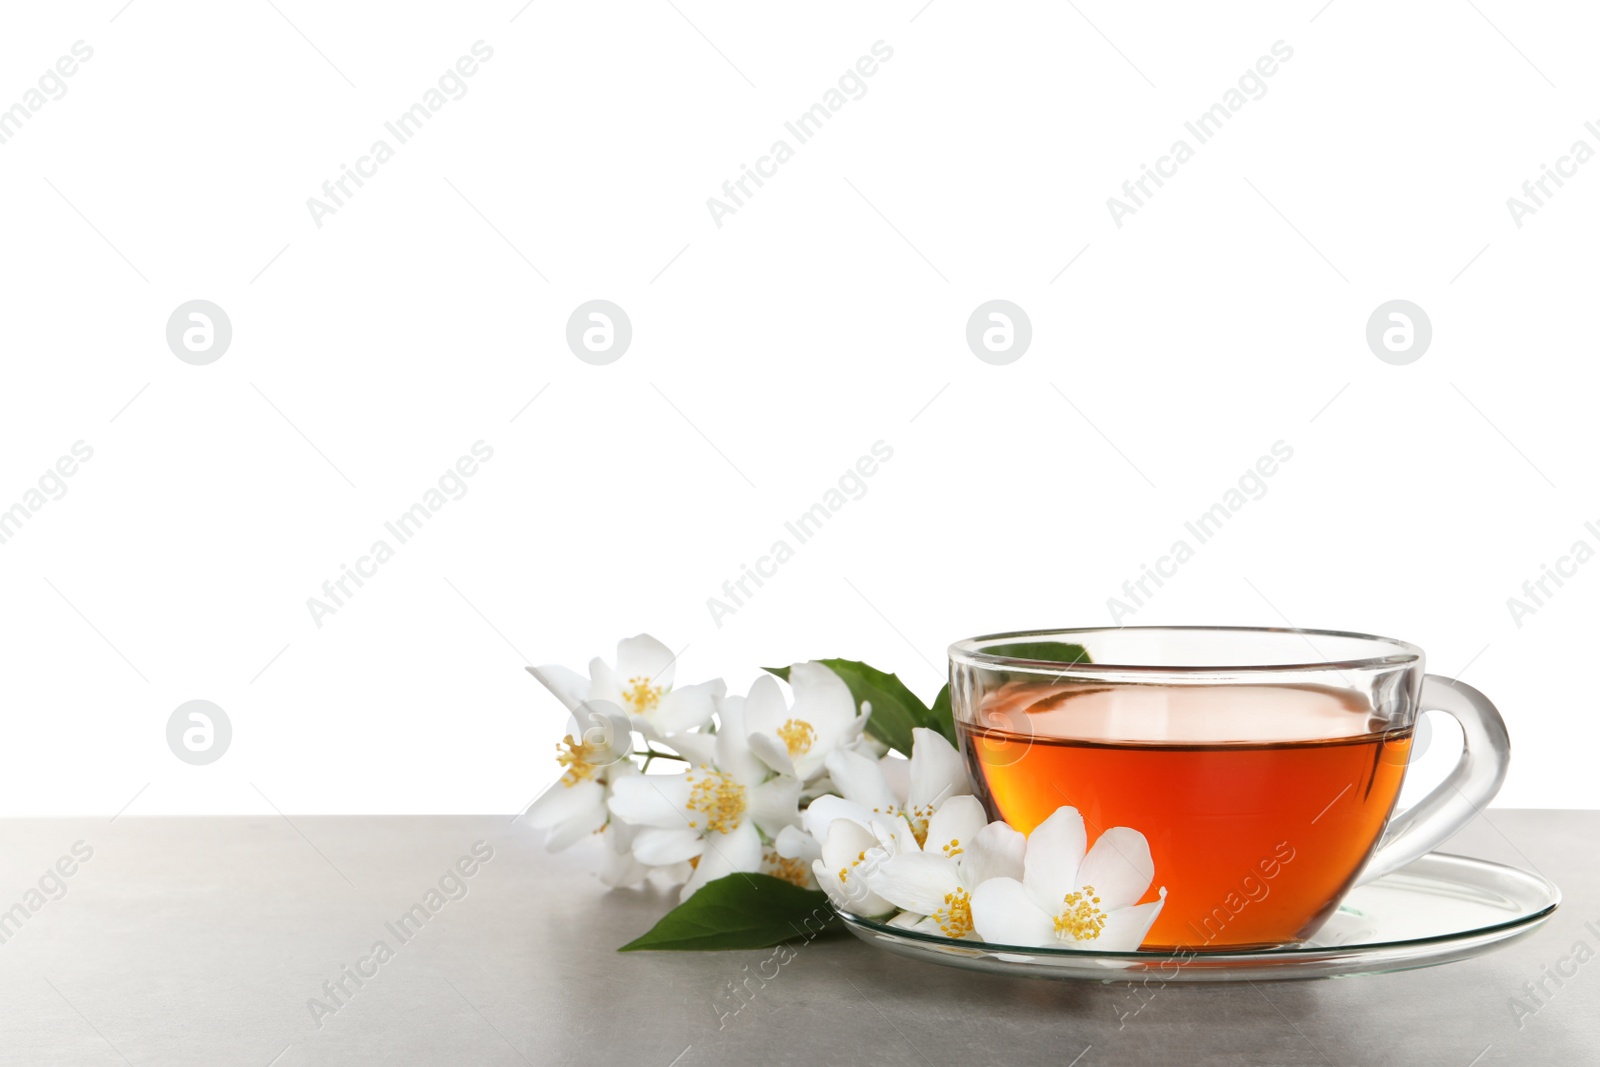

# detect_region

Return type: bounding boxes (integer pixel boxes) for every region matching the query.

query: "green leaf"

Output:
[765,659,934,757]
[618,873,842,951]
[978,641,1092,666]
[975,642,1094,689]
[929,684,955,745]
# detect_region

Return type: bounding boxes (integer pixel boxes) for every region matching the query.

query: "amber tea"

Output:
[959,682,1412,951]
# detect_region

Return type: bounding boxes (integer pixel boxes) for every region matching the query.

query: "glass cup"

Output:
[949,626,1509,951]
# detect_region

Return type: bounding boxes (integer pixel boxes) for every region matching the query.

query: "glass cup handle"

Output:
[1354,675,1511,886]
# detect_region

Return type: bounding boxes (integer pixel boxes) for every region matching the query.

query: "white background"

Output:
[0,1,1594,814]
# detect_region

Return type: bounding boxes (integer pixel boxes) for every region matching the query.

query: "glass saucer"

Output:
[837,853,1559,982]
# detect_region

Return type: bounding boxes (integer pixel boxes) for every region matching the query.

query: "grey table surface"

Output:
[0,811,1594,1067]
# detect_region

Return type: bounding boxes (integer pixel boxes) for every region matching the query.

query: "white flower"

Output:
[528,634,722,749]
[522,774,608,850]
[801,727,969,849]
[810,817,896,918]
[521,711,635,851]
[607,695,800,901]
[598,818,692,889]
[741,663,870,783]
[759,841,816,890]
[861,795,1024,940]
[969,806,1166,952]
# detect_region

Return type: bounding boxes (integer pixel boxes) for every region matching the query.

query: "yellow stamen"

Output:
[1052,885,1107,942]
[555,734,600,787]
[685,768,747,835]
[776,718,816,758]
[940,838,963,857]
[621,675,663,714]
[763,850,809,888]
[934,888,974,938]
[838,849,870,885]
[873,803,938,848]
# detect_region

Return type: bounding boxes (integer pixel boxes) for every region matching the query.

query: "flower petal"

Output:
[544,795,609,850]
[523,777,603,832]
[615,634,676,689]
[774,824,819,864]
[658,862,693,885]
[870,813,922,857]
[1075,827,1157,910]
[713,697,770,787]
[801,793,876,841]
[747,730,798,779]
[825,748,898,813]
[813,860,843,904]
[1022,806,1088,910]
[839,713,870,748]
[818,817,880,871]
[599,837,650,889]
[961,821,1026,886]
[567,704,633,768]
[607,773,692,829]
[813,860,858,914]
[652,730,715,767]
[924,796,988,859]
[681,821,763,900]
[787,661,858,738]
[651,679,721,735]
[588,654,623,694]
[971,877,1055,948]
[632,827,705,866]
[789,744,833,784]
[747,776,801,840]
[852,734,890,759]
[866,853,963,916]
[742,674,791,737]
[1097,888,1167,951]
[907,728,970,811]
[876,753,911,805]
[816,820,895,917]
[526,664,591,712]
